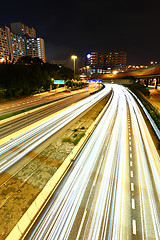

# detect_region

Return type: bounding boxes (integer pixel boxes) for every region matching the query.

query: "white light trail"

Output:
[4,84,160,240]
[0,87,111,173]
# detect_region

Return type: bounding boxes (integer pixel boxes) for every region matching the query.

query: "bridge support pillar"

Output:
[155,78,158,89]
[145,78,149,87]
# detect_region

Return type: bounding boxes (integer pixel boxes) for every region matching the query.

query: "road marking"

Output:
[129,141,131,145]
[76,210,87,240]
[130,153,132,158]
[129,132,131,135]
[130,171,133,178]
[130,147,132,151]
[132,219,137,235]
[130,161,133,167]
[93,169,99,186]
[129,136,131,140]
[132,198,135,209]
[131,183,134,191]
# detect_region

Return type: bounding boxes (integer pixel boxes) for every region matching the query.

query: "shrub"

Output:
[73,133,85,145]
[62,137,72,143]
[73,129,78,132]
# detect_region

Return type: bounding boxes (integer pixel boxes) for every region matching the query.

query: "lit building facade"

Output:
[0,25,11,62]
[10,22,36,38]
[0,22,45,63]
[26,38,46,63]
[79,51,127,76]
[10,33,26,60]
[37,38,46,63]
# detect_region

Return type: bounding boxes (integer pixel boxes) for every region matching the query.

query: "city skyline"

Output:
[1,0,160,65]
[0,22,46,63]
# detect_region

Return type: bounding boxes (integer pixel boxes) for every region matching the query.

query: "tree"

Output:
[65,79,72,88]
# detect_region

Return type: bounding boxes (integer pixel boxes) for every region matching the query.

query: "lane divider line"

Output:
[132,198,135,209]
[131,182,134,191]
[132,219,137,235]
[130,171,133,178]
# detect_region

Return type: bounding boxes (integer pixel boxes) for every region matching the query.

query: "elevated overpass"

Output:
[95,64,160,88]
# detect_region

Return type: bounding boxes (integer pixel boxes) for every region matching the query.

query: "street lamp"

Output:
[71,55,77,80]
[86,66,90,79]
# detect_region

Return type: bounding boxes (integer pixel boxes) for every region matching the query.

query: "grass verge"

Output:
[124,83,160,130]
[62,133,85,145]
[0,101,56,121]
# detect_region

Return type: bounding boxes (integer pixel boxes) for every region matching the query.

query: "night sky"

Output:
[1,0,160,65]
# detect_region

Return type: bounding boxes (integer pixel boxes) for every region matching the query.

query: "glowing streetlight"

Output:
[86,66,90,79]
[113,70,118,75]
[71,55,77,80]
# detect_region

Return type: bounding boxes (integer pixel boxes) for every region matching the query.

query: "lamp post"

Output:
[86,66,90,79]
[71,55,77,80]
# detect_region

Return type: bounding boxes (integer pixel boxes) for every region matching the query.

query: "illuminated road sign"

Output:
[54,80,65,84]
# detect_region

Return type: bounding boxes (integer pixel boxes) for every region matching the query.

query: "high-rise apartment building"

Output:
[0,22,45,63]
[79,51,127,75]
[10,32,26,60]
[37,38,46,63]
[26,38,38,58]
[10,22,36,38]
[26,38,46,63]
[0,25,11,62]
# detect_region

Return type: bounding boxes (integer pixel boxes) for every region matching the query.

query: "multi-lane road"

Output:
[1,84,160,239]
[0,86,110,174]
[22,84,160,240]
[0,91,90,139]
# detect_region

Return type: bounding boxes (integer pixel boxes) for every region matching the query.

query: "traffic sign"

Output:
[87,79,102,83]
[54,80,65,84]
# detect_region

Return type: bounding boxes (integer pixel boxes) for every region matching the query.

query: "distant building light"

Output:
[87,53,91,59]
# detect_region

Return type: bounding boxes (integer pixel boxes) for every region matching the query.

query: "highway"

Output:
[0,86,111,174]
[24,84,160,240]
[0,84,99,116]
[0,84,100,139]
[0,87,66,115]
[0,91,90,138]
